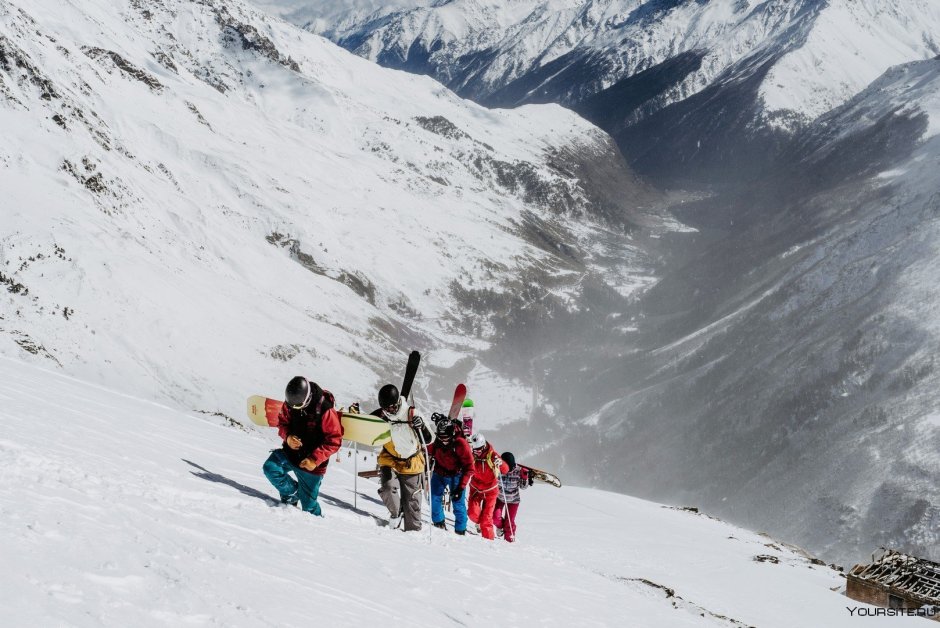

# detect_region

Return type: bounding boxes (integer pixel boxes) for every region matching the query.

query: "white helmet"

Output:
[469,432,486,450]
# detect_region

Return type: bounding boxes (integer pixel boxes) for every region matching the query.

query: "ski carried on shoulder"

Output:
[401,350,420,401]
[521,464,562,488]
[448,384,467,420]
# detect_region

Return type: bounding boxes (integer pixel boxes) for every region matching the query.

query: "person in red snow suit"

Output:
[492,452,532,542]
[427,416,474,534]
[466,432,508,540]
[262,376,343,516]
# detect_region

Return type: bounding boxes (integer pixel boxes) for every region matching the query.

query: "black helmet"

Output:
[378,384,400,411]
[286,376,320,409]
[502,452,516,470]
[436,419,455,439]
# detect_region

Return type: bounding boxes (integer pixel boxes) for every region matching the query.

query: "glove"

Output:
[286,435,303,450]
[411,415,425,430]
[298,458,317,472]
[451,485,464,500]
[528,475,535,486]
[347,402,360,414]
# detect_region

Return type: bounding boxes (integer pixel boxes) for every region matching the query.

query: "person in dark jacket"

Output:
[427,416,474,534]
[493,452,532,542]
[262,376,343,516]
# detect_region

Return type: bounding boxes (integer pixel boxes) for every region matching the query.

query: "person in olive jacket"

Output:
[262,376,343,516]
[371,384,434,531]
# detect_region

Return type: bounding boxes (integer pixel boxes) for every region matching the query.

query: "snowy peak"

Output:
[316,0,940,118]
[289,0,940,186]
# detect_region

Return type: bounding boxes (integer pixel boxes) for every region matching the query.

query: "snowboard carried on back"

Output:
[246,395,391,447]
[520,465,562,488]
[248,351,423,448]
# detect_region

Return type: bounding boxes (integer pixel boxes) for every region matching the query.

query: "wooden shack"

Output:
[847,549,940,616]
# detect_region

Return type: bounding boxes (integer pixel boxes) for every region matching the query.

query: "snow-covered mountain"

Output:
[1,355,866,627]
[297,0,940,187]
[0,0,661,426]
[6,0,940,583]
[534,55,940,565]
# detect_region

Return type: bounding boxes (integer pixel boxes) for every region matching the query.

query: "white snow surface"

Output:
[0,355,897,627]
[247,0,430,34]
[0,0,652,421]
[307,0,940,124]
[761,0,940,119]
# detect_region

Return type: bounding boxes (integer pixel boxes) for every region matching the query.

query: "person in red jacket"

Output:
[262,376,343,516]
[466,432,508,540]
[427,415,474,534]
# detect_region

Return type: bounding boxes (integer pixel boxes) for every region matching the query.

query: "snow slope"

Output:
[0,355,886,627]
[0,0,657,425]
[761,1,940,119]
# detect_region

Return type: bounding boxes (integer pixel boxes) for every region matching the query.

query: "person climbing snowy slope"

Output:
[372,383,434,531]
[466,432,508,540]
[262,376,343,516]
[493,452,531,542]
[427,416,474,534]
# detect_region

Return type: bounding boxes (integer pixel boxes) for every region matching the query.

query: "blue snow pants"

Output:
[262,450,324,516]
[431,473,467,533]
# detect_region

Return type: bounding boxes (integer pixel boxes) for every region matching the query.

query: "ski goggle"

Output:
[290,385,314,409]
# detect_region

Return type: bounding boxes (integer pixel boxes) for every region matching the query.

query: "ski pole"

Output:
[354,440,358,510]
[409,389,434,543]
[421,438,433,543]
[418,389,437,543]
[496,464,510,540]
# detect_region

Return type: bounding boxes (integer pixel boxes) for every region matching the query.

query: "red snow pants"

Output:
[467,486,499,539]
[492,500,519,542]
